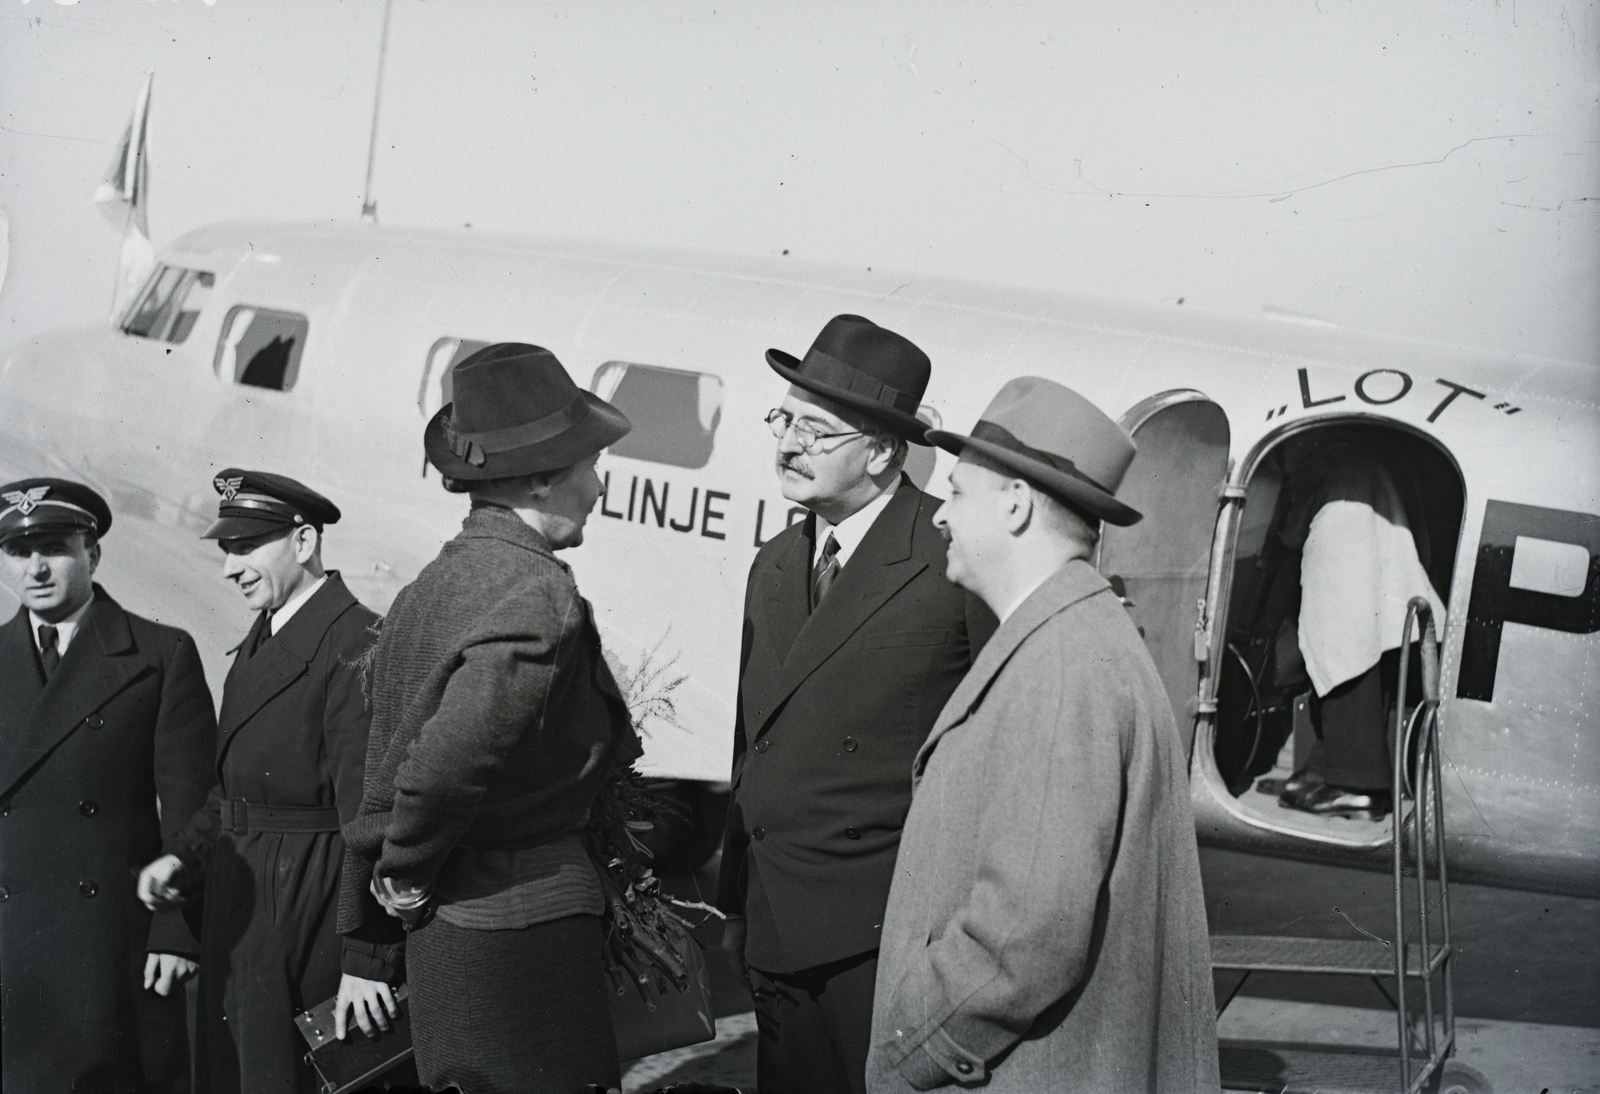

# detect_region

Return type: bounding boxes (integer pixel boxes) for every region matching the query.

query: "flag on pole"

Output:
[93,73,157,324]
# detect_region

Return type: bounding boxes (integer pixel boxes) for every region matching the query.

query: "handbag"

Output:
[601,861,718,1061]
[293,985,415,1094]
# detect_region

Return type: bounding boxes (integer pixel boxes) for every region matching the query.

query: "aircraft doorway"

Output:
[1208,420,1464,842]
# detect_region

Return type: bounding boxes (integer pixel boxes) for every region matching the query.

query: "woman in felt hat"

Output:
[338,344,642,1093]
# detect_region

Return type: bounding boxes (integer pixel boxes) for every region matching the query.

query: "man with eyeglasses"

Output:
[716,314,995,1094]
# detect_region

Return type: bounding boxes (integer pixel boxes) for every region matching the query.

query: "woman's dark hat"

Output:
[201,469,341,540]
[766,315,932,443]
[423,343,632,481]
[926,377,1143,526]
[0,478,112,544]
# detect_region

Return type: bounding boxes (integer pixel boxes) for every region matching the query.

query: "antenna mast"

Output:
[360,0,394,222]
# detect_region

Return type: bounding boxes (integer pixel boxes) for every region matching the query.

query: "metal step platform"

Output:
[1213,600,1457,1094]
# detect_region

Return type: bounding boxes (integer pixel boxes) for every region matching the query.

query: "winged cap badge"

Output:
[2,485,51,515]
[215,476,245,501]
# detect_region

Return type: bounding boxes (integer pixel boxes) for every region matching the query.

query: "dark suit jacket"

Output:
[173,572,382,1093]
[0,586,216,1094]
[717,478,995,973]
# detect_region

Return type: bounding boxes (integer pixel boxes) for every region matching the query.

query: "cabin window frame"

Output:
[591,360,725,470]
[212,305,310,392]
[419,336,493,419]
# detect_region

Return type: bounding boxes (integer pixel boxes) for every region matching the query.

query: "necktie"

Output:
[247,613,272,658]
[37,623,60,679]
[811,534,841,611]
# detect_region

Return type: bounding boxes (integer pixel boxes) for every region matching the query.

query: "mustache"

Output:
[778,455,813,478]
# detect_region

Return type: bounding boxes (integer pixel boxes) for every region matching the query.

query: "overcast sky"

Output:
[2,0,1596,362]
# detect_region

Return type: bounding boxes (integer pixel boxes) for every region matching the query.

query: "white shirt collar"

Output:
[815,477,899,569]
[30,595,94,657]
[270,574,328,635]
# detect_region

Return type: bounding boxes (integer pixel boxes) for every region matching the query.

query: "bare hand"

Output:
[721,914,750,984]
[137,854,189,911]
[333,973,399,1040]
[143,952,198,996]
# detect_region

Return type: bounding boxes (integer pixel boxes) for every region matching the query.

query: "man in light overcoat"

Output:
[868,378,1219,1093]
[717,315,994,1094]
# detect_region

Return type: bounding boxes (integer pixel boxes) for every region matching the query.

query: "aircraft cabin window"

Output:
[420,337,492,417]
[591,361,723,469]
[121,266,215,344]
[214,306,309,392]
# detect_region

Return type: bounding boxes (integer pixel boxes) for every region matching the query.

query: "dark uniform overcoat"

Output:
[173,572,380,1094]
[717,478,993,972]
[0,586,216,1093]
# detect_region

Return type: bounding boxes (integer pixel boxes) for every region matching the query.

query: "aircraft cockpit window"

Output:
[591,361,723,470]
[121,266,214,344]
[419,337,492,418]
[213,305,309,392]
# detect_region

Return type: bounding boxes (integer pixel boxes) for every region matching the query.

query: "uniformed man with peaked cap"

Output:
[138,470,397,1094]
[1,477,216,1093]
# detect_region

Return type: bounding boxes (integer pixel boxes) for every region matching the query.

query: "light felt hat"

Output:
[925,377,1142,526]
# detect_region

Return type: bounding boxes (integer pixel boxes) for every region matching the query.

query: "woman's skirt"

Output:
[406,912,620,1093]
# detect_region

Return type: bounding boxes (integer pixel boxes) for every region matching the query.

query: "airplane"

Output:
[1,211,1595,905]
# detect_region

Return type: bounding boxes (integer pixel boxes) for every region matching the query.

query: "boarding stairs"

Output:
[1211,599,1474,1094]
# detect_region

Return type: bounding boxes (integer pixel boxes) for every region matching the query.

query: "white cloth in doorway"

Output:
[1293,458,1445,697]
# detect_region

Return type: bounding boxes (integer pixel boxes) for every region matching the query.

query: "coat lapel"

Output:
[0,607,45,729]
[756,480,930,736]
[762,519,815,665]
[911,560,1112,785]
[0,588,145,799]
[216,574,358,760]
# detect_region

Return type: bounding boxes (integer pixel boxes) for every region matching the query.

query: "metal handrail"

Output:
[1391,596,1447,1092]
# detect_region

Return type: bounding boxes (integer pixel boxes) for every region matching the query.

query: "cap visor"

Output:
[0,519,98,545]
[201,515,293,541]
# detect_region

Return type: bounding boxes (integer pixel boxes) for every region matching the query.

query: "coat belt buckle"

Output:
[221,799,249,835]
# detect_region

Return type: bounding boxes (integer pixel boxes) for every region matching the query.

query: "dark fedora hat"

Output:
[767,315,932,443]
[926,377,1143,526]
[0,477,112,545]
[424,343,632,480]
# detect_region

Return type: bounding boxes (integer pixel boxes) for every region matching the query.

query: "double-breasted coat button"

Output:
[955,1060,973,1075]
[842,737,858,752]
[755,739,770,753]
[78,800,99,817]
[751,826,767,841]
[85,714,104,730]
[0,886,8,901]
[79,880,99,898]
[0,800,9,817]
[845,826,861,840]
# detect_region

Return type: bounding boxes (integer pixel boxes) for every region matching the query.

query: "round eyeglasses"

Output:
[764,409,864,453]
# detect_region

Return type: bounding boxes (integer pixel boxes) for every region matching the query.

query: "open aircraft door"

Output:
[1097,390,1232,759]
